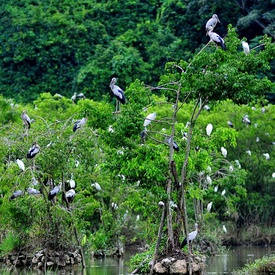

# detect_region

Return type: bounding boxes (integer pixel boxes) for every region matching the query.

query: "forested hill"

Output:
[0,0,274,102]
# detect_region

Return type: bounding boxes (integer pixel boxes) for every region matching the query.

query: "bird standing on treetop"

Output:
[27,141,40,159]
[181,223,199,250]
[207,29,226,50]
[73,117,87,132]
[21,110,32,129]
[109,77,126,112]
[205,14,220,33]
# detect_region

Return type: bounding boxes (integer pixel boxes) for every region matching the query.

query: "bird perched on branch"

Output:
[144,113,156,130]
[181,223,199,250]
[16,159,25,171]
[9,190,24,201]
[242,115,251,125]
[167,137,180,152]
[207,30,226,50]
[206,123,213,136]
[64,189,76,203]
[27,141,40,159]
[48,183,62,201]
[21,110,32,129]
[227,121,234,128]
[27,187,41,195]
[73,117,87,132]
[242,41,250,55]
[205,14,220,33]
[109,77,126,112]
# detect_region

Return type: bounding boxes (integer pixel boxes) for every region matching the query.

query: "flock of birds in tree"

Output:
[9,13,269,252]
[205,14,250,53]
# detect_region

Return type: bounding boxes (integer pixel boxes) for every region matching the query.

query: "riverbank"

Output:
[232,254,275,275]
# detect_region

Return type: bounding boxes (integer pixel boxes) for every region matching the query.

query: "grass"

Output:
[232,254,275,275]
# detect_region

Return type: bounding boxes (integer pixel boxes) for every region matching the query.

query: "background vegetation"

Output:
[0,0,275,263]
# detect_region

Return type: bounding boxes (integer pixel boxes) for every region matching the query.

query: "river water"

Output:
[1,246,274,274]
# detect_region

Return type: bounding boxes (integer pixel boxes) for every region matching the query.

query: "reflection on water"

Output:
[1,246,275,274]
[203,246,275,274]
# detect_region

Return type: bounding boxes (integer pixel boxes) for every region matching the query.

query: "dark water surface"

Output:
[1,246,274,274]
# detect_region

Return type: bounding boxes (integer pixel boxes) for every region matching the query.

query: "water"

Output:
[203,245,275,274]
[1,246,274,274]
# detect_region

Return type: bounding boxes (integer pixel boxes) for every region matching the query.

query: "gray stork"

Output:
[21,110,32,129]
[207,30,226,50]
[27,187,41,195]
[242,115,251,125]
[9,190,24,201]
[167,137,180,152]
[205,14,220,33]
[109,77,126,112]
[227,121,234,128]
[181,223,199,252]
[27,141,40,159]
[48,183,62,201]
[73,117,87,132]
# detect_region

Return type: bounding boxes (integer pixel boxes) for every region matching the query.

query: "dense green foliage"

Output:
[0,1,275,268]
[0,0,274,102]
[233,254,275,275]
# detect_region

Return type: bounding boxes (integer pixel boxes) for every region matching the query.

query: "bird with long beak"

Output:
[207,29,226,50]
[109,77,126,113]
[205,14,220,34]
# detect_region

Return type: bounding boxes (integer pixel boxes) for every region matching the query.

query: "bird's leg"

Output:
[116,99,118,113]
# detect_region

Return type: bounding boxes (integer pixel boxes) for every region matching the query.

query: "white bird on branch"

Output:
[221,147,227,158]
[242,41,250,55]
[144,113,156,129]
[206,123,213,136]
[16,159,25,171]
